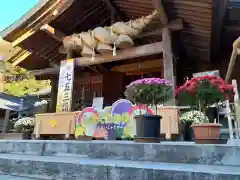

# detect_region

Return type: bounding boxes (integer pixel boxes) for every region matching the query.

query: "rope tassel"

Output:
[113,42,116,56]
[92,48,95,61]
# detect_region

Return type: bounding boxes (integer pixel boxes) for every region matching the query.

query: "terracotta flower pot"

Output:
[191,123,222,140]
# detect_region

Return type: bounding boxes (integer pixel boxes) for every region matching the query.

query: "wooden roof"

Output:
[221,0,240,56]
[0,0,225,70]
[1,0,50,39]
[0,39,22,61]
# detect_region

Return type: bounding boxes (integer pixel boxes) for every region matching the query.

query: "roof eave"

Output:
[0,0,51,39]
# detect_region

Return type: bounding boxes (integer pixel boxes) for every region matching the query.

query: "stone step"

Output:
[0,140,239,166]
[0,154,240,180]
[0,174,44,180]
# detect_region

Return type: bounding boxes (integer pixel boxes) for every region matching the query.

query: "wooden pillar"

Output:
[0,73,4,92]
[225,37,240,82]
[49,75,59,112]
[152,0,176,105]
[162,28,176,105]
[67,49,73,59]
[2,110,10,134]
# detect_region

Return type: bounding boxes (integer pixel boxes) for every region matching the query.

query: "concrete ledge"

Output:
[0,154,239,180]
[0,174,43,180]
[0,140,239,165]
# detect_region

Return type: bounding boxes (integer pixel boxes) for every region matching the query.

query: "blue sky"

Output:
[0,0,39,31]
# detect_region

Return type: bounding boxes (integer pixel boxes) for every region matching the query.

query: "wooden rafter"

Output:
[138,19,183,38]
[12,30,35,47]
[75,42,163,66]
[152,0,168,25]
[101,0,123,22]
[25,1,63,29]
[11,0,73,47]
[29,67,59,76]
[12,50,32,66]
[40,24,66,42]
[11,1,61,46]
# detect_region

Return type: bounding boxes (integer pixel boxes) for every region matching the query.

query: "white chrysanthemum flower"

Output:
[14,117,35,128]
[34,101,41,107]
[34,100,48,107]
[41,100,48,104]
[180,110,208,124]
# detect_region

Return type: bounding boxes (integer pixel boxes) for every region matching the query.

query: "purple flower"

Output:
[126,78,172,88]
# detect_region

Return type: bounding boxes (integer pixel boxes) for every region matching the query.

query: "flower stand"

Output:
[1,132,32,140]
[134,133,166,143]
[33,112,77,139]
[76,135,92,141]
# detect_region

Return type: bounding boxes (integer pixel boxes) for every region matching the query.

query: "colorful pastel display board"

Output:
[74,99,153,139]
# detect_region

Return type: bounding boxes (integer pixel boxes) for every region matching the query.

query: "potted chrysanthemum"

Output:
[180,110,208,141]
[176,75,234,140]
[125,78,173,141]
[13,117,35,139]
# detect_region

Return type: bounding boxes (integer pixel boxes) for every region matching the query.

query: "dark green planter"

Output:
[135,115,162,139]
[182,121,194,141]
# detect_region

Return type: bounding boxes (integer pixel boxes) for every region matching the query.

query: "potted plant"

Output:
[176,75,234,140]
[12,117,35,140]
[180,110,208,141]
[125,78,173,142]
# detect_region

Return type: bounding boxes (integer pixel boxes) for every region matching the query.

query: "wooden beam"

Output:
[211,0,228,55]
[12,30,35,47]
[111,59,162,73]
[29,67,60,76]
[0,73,4,92]
[11,1,62,46]
[40,24,66,42]
[101,0,123,22]
[138,19,183,38]
[12,50,31,66]
[126,68,162,76]
[75,42,163,66]
[25,0,66,29]
[225,25,240,31]
[162,28,176,105]
[49,75,58,112]
[11,0,73,47]
[225,37,240,82]
[96,64,108,73]
[152,0,176,105]
[167,19,183,31]
[152,0,168,25]
[49,62,60,69]
[162,28,174,82]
